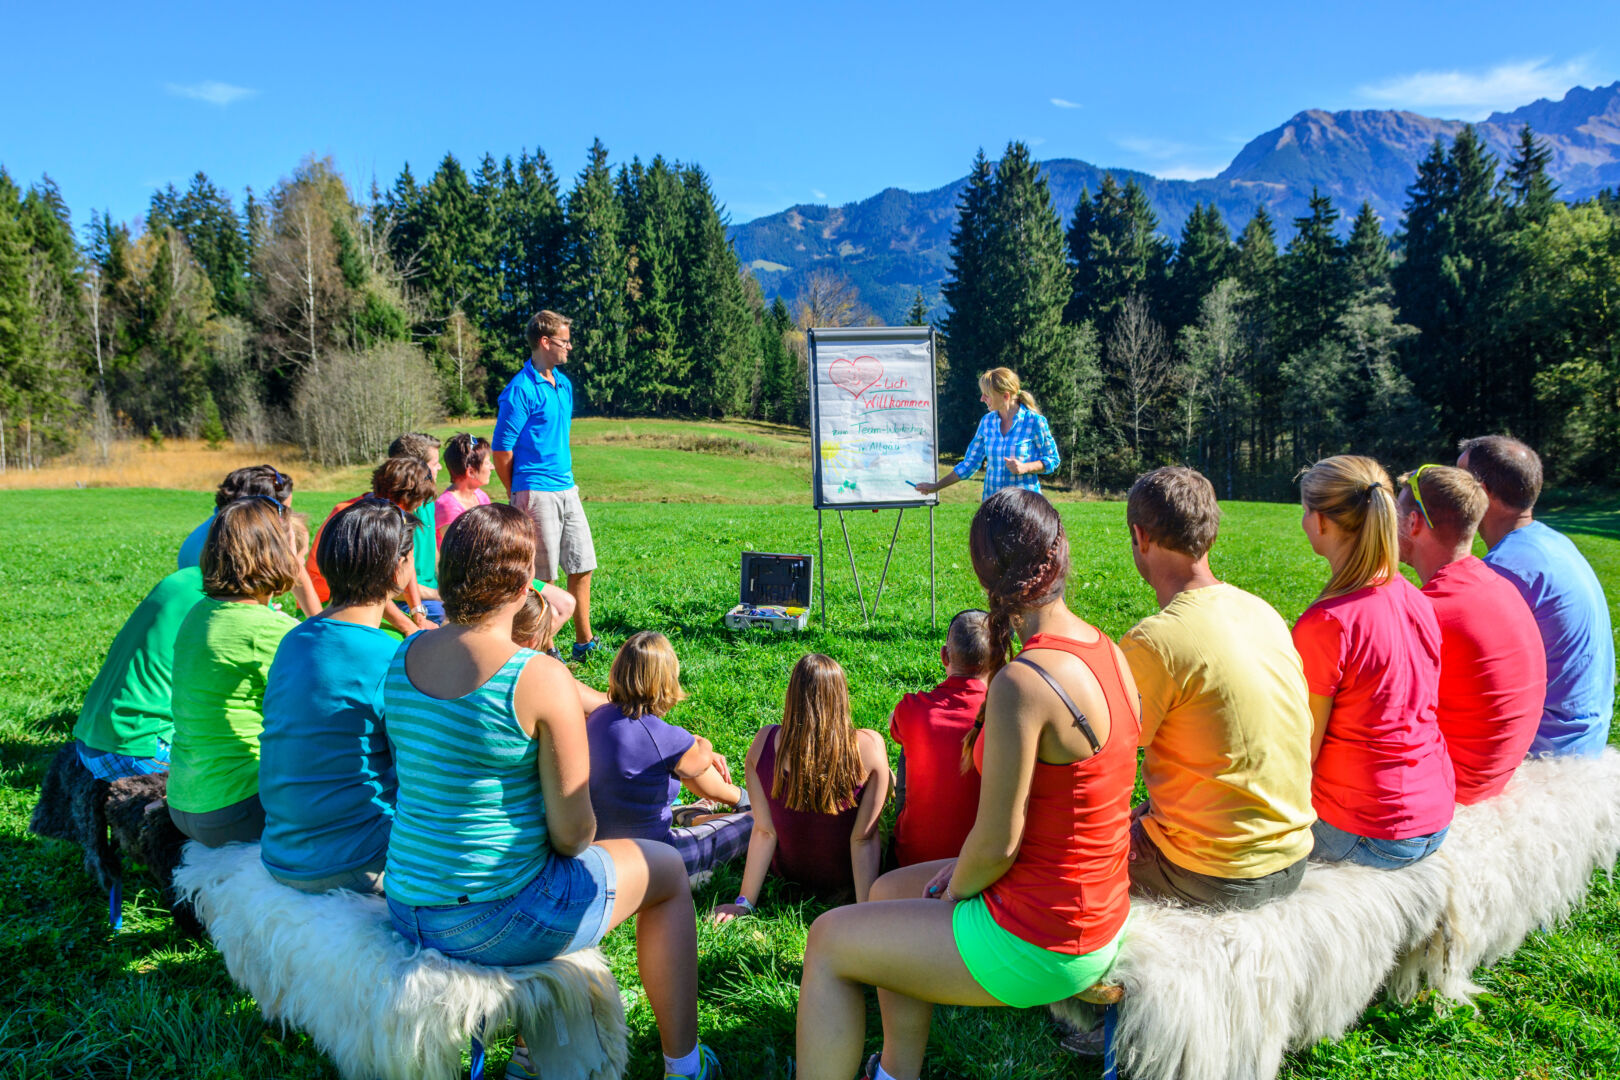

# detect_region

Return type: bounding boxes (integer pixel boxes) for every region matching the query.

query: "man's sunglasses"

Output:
[1405,464,1440,530]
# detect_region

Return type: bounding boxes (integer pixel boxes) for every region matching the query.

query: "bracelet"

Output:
[408,606,427,618]
[732,895,755,915]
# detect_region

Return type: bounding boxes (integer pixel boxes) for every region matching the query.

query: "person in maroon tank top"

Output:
[711,654,891,921]
[795,489,1141,1080]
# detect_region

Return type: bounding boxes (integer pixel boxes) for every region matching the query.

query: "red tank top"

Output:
[972,630,1139,955]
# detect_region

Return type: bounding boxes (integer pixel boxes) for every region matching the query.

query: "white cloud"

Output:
[165,80,257,107]
[1151,164,1226,181]
[1356,57,1594,120]
[1115,135,1189,160]
[1050,97,1083,109]
[811,188,827,200]
[1113,136,1225,180]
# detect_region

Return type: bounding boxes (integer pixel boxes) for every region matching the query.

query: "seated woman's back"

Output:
[975,618,1140,956]
[384,631,550,906]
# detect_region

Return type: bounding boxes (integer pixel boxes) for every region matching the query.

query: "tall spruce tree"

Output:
[563,139,631,412]
[1233,205,1283,477]
[1505,124,1558,228]
[1345,202,1391,298]
[940,150,994,449]
[1066,175,1171,329]
[1166,202,1233,335]
[677,164,753,417]
[499,149,565,365]
[1279,188,1351,357]
[980,142,1099,486]
[621,156,686,413]
[147,173,249,317]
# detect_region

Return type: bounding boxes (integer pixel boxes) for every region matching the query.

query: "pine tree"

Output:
[906,289,928,327]
[148,173,250,316]
[1233,205,1283,479]
[677,164,753,417]
[1166,202,1233,334]
[940,150,994,449]
[620,157,685,413]
[1066,175,1171,329]
[756,295,799,424]
[499,149,565,368]
[980,142,1099,486]
[1505,124,1557,228]
[1345,202,1391,298]
[563,139,631,413]
[1279,188,1350,358]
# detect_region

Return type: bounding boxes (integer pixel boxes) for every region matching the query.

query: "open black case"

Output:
[723,551,813,632]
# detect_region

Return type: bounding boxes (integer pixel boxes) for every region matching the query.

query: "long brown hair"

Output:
[1300,454,1400,602]
[439,503,537,624]
[962,489,1071,767]
[774,653,863,814]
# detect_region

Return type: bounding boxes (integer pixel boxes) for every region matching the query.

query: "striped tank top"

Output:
[383,637,550,906]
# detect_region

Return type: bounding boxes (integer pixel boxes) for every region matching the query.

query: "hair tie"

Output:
[1364,481,1382,498]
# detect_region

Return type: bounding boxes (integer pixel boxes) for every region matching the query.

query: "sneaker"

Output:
[571,637,602,662]
[665,1043,722,1080]
[504,1044,539,1080]
[543,646,565,663]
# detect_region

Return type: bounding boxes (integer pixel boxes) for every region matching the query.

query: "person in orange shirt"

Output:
[307,458,437,637]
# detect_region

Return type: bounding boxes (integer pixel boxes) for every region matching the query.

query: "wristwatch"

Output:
[732,895,755,915]
[408,605,428,618]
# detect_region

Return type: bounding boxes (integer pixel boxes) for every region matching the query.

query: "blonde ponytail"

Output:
[979,367,1041,414]
[1300,455,1401,601]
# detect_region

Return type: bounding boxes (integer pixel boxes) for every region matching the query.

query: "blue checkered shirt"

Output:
[952,407,1061,499]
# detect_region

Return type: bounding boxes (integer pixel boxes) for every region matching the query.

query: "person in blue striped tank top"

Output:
[384,503,721,1080]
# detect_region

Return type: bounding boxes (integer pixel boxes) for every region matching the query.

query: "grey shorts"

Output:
[513,487,597,581]
[1128,815,1305,911]
[266,853,387,896]
[169,793,265,848]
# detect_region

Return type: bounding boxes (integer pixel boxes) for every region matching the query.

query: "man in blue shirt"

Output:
[1459,435,1615,756]
[493,311,599,660]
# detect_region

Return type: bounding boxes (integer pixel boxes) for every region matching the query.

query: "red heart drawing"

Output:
[829,355,883,399]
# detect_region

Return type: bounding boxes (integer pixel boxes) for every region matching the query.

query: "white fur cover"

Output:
[173,843,628,1080]
[1053,748,1620,1080]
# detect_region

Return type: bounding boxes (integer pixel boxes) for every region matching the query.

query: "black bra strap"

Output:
[1011,655,1102,754]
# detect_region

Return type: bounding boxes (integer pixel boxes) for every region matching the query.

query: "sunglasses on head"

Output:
[247,494,286,517]
[1405,464,1441,530]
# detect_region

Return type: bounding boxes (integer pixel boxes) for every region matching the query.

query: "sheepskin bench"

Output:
[1054,748,1620,1080]
[172,843,628,1080]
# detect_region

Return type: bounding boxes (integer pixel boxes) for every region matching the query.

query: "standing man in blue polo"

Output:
[493,310,600,661]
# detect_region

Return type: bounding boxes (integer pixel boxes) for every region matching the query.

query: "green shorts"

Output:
[951,895,1124,1008]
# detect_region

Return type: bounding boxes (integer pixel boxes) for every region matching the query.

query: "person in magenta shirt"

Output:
[1395,465,1546,803]
[1294,455,1454,869]
[888,610,990,867]
[434,432,495,544]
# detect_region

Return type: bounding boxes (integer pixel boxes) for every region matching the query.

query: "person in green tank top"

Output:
[72,565,207,780]
[388,432,446,626]
[167,497,303,848]
[383,503,720,1080]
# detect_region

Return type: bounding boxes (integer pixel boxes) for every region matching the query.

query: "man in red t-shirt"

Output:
[1397,465,1546,803]
[887,610,991,866]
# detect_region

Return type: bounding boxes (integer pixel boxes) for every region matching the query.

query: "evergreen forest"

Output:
[2,125,1618,490]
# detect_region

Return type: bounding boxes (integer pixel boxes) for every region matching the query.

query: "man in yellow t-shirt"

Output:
[1121,467,1316,909]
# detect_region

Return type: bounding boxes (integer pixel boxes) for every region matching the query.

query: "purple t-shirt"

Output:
[586,703,696,842]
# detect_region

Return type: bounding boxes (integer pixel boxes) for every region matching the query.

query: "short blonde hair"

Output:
[1398,465,1487,543]
[608,631,687,719]
[525,310,573,351]
[510,587,555,651]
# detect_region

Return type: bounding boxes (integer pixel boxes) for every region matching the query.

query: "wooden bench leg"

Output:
[1102,1002,1118,1080]
[109,878,122,931]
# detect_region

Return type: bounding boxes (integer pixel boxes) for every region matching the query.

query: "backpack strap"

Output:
[1011,655,1102,755]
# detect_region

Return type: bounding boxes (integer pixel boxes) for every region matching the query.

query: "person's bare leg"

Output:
[567,569,593,645]
[596,837,698,1059]
[537,582,574,638]
[797,899,999,1080]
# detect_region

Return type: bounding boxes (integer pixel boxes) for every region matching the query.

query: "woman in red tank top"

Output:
[796,489,1141,1080]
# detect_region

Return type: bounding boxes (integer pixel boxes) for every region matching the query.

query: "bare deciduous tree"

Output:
[1104,294,1174,462]
[792,270,871,330]
[254,158,354,376]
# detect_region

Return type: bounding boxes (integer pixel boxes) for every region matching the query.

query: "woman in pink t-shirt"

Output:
[434,433,494,545]
[1294,455,1454,869]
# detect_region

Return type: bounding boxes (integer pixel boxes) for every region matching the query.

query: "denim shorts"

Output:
[387,846,617,966]
[1309,819,1449,870]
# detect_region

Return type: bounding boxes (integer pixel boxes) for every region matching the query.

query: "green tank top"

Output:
[383,638,549,905]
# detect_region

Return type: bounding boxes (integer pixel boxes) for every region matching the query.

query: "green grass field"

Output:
[2,425,1618,1079]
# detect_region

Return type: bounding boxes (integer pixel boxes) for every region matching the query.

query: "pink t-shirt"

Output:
[1422,557,1546,804]
[1293,578,1455,840]
[434,488,490,540]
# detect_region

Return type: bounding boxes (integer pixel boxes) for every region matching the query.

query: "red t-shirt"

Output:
[889,675,986,866]
[1422,557,1546,804]
[972,631,1138,956]
[305,495,364,603]
[1293,579,1454,840]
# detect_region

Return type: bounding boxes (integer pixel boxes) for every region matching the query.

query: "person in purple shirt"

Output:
[1459,435,1615,757]
[586,632,752,877]
[492,310,599,662]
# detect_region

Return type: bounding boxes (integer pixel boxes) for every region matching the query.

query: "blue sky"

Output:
[3,1,1616,233]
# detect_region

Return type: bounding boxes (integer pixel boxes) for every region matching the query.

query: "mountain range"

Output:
[728,82,1620,323]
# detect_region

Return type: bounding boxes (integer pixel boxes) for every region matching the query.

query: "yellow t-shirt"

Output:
[1122,583,1316,879]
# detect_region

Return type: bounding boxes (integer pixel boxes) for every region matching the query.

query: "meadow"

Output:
[1,422,1617,1079]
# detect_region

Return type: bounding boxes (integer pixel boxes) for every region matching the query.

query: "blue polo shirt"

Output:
[1483,520,1615,757]
[493,361,575,493]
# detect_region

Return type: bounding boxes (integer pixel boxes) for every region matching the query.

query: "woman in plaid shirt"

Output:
[916,368,1061,500]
